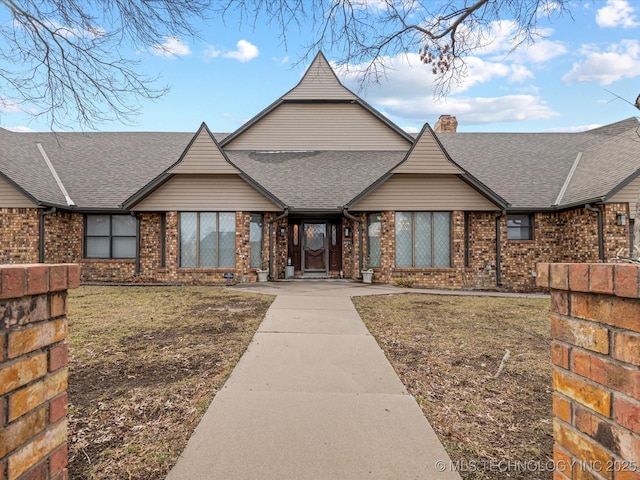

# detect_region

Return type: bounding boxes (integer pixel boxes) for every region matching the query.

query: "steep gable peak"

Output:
[169,123,238,175]
[393,123,463,174]
[283,51,357,101]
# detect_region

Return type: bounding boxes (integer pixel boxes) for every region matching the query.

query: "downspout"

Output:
[342,208,363,278]
[133,213,141,277]
[39,207,57,263]
[585,204,605,261]
[268,208,289,279]
[495,211,505,287]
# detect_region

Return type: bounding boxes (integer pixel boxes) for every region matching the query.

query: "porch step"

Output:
[300,273,330,279]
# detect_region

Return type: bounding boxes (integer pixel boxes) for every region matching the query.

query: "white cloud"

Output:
[562,40,640,85]
[150,36,191,58]
[596,0,639,28]
[544,124,602,133]
[272,56,290,66]
[204,45,222,60]
[223,40,259,62]
[336,53,558,127]
[5,126,35,132]
[515,38,568,63]
[0,98,21,113]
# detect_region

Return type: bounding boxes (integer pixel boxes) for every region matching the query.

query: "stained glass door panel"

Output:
[304,223,326,271]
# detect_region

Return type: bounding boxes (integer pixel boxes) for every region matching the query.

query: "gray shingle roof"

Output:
[0,130,193,209]
[1,118,639,212]
[561,126,640,206]
[226,150,405,210]
[436,118,640,209]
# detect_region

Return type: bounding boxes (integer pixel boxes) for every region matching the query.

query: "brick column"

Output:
[0,264,79,480]
[537,263,640,480]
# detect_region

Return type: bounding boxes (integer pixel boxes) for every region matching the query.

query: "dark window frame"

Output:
[395,211,452,268]
[84,214,137,259]
[507,214,534,241]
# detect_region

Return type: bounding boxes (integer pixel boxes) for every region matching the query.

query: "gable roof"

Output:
[220,52,414,148]
[123,123,285,210]
[560,124,640,206]
[226,150,406,211]
[436,118,640,210]
[282,52,357,101]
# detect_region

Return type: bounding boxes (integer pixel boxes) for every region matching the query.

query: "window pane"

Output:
[200,213,218,267]
[395,212,413,267]
[414,212,432,267]
[86,237,110,258]
[180,212,198,267]
[250,214,263,268]
[508,214,532,240]
[112,237,136,258]
[293,224,299,246]
[367,213,381,268]
[218,212,236,268]
[87,215,110,236]
[433,212,451,267]
[112,215,137,236]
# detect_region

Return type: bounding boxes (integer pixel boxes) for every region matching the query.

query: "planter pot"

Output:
[362,270,374,284]
[285,265,295,279]
[257,270,269,282]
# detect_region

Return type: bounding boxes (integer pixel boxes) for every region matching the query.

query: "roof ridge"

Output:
[554,152,582,206]
[36,143,76,206]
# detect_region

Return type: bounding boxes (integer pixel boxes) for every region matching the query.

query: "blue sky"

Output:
[2,0,640,133]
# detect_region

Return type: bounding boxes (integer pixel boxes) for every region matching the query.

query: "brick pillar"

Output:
[0,264,79,480]
[537,263,640,480]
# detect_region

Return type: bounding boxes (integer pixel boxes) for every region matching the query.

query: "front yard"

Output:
[67,287,551,480]
[354,294,553,480]
[67,286,273,479]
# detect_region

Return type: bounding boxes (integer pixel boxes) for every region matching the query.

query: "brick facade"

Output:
[537,263,640,480]
[0,208,39,264]
[0,203,635,291]
[0,263,79,480]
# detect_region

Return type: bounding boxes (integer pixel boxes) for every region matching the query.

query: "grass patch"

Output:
[353,294,552,480]
[67,286,273,480]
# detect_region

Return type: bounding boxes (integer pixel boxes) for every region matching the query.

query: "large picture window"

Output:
[180,212,236,268]
[367,213,382,268]
[507,214,534,240]
[395,212,451,267]
[249,214,263,268]
[85,215,137,259]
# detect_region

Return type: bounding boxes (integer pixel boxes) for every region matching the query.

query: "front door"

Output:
[303,223,326,272]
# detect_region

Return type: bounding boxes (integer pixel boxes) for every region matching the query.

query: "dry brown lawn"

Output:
[353,293,553,480]
[67,286,273,480]
[67,286,551,480]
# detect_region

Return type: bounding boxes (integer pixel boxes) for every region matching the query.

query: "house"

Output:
[0,52,638,291]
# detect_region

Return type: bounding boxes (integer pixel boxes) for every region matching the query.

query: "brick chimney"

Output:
[434,115,458,133]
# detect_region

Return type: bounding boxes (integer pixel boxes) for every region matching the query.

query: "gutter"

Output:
[342,208,363,277]
[585,204,605,261]
[496,211,506,287]
[268,208,289,279]
[39,207,57,263]
[134,213,141,277]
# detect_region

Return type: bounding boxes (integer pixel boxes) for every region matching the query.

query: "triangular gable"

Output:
[393,123,463,174]
[283,52,357,101]
[122,123,286,210]
[169,124,238,174]
[221,51,414,150]
[0,174,37,207]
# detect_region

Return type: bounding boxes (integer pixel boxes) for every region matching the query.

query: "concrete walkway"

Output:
[167,281,463,479]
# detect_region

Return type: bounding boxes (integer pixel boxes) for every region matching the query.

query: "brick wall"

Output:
[0,209,39,264]
[0,263,79,480]
[537,262,640,480]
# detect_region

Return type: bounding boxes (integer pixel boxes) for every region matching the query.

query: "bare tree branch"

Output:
[0,0,212,129]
